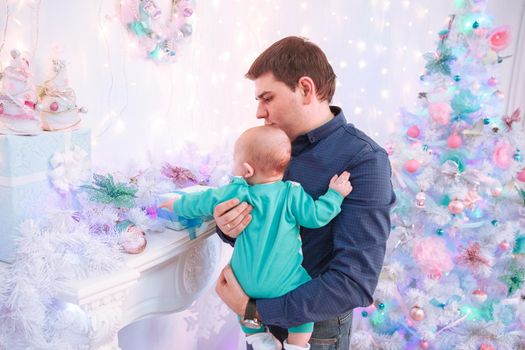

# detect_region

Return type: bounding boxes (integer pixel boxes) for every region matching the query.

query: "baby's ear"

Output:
[243,162,255,178]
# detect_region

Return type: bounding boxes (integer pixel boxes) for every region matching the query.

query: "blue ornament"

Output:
[437,228,444,236]
[361,311,369,317]
[454,75,461,82]
[469,207,484,219]
[180,23,193,37]
[483,118,490,125]
[491,219,499,227]
[472,21,479,29]
[148,46,165,60]
[129,21,149,36]
[441,151,467,173]
[378,303,385,310]
[514,150,522,162]
[514,235,525,255]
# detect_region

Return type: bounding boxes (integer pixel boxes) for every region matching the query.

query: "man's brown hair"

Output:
[245,36,337,103]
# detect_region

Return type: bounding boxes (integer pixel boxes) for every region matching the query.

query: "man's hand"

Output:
[213,198,253,239]
[329,171,352,197]
[215,264,249,316]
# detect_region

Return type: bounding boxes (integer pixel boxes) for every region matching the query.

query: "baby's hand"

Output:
[158,194,181,212]
[329,171,352,197]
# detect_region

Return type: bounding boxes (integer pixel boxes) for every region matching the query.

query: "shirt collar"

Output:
[292,106,346,154]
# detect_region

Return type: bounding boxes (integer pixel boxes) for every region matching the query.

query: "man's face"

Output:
[253,72,303,140]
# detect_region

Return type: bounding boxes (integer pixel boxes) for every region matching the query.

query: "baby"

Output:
[160,126,351,350]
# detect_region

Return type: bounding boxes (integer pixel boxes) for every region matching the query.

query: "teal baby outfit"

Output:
[173,176,344,334]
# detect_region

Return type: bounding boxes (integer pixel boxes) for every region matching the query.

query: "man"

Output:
[214,36,395,350]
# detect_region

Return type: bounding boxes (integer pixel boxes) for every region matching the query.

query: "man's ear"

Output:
[243,162,255,179]
[297,76,315,104]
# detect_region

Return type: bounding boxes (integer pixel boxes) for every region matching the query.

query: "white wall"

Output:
[1,1,523,349]
[2,0,522,172]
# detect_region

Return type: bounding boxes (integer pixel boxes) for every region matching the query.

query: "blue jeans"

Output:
[246,310,353,350]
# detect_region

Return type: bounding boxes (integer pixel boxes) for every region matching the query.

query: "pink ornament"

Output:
[428,102,452,125]
[488,25,511,52]
[407,125,421,138]
[491,185,503,197]
[499,241,510,251]
[24,100,36,110]
[472,289,488,303]
[447,133,462,149]
[119,225,147,254]
[386,145,394,156]
[448,199,464,214]
[404,159,421,173]
[493,142,513,169]
[410,306,425,321]
[420,340,429,349]
[413,236,453,278]
[487,77,498,86]
[479,344,495,350]
[517,168,525,182]
[474,28,488,37]
[182,7,193,17]
[50,101,59,112]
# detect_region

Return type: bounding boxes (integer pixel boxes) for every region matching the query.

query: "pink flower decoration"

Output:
[413,236,453,279]
[493,141,512,169]
[487,25,511,52]
[428,102,452,125]
[161,163,199,188]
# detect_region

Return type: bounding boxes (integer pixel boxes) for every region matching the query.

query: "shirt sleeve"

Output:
[289,184,344,228]
[256,149,396,328]
[173,183,242,220]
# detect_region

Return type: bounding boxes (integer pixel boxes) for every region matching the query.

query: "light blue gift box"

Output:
[156,186,214,235]
[0,129,91,263]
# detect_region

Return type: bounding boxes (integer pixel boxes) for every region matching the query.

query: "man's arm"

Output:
[256,149,395,327]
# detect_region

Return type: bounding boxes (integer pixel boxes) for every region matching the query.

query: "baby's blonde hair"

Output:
[236,126,291,176]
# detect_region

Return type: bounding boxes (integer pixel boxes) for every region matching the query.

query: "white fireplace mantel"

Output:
[56,221,220,350]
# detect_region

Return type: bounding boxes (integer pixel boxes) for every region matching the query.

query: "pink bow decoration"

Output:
[503,108,521,129]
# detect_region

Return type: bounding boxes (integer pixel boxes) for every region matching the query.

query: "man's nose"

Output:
[256,103,268,119]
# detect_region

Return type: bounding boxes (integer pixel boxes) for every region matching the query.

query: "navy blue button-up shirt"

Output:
[219,106,395,328]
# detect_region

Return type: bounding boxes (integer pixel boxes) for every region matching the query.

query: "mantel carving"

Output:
[55,222,219,350]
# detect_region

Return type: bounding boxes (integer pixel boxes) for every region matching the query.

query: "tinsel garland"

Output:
[0,214,123,349]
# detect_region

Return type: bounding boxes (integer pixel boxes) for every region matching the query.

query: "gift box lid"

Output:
[0,128,91,178]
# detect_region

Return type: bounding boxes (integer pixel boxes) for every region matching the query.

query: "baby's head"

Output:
[233,126,291,183]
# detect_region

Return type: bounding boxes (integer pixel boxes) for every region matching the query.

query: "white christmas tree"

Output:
[37,59,87,131]
[352,1,525,349]
[0,49,40,135]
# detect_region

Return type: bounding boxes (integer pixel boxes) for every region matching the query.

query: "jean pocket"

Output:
[339,310,353,324]
[309,336,338,350]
